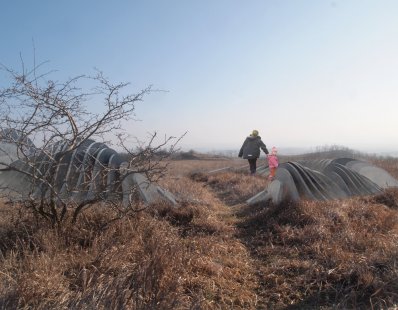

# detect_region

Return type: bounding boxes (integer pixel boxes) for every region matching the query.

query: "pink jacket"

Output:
[267,154,279,168]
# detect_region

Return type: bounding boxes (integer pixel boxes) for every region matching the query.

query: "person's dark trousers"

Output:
[248,158,257,175]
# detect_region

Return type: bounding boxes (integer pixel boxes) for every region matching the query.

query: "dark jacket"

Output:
[238,136,268,159]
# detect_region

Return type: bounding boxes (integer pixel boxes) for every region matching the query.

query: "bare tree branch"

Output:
[0,59,183,226]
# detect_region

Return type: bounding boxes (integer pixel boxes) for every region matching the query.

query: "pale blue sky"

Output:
[1,1,398,154]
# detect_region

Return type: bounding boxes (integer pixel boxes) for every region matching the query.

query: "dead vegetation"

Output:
[1,156,398,309]
[236,195,398,309]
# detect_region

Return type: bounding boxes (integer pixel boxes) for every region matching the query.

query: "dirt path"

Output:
[190,171,273,309]
[198,170,398,309]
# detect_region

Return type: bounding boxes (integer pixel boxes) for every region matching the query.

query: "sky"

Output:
[1,0,398,154]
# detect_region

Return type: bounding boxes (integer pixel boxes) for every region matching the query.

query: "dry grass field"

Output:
[0,155,397,309]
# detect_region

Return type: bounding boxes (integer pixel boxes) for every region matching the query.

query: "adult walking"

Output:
[238,130,269,175]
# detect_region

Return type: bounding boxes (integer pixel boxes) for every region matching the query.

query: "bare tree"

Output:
[0,59,181,227]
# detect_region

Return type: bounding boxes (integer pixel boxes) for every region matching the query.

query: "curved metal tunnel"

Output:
[248,158,398,205]
[0,129,176,206]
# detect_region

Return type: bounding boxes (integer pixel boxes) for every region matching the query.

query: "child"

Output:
[267,146,279,180]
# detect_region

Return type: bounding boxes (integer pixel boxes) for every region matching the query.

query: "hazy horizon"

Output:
[182,145,398,157]
[2,1,398,154]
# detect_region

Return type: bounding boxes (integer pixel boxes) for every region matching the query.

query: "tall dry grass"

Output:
[0,155,398,309]
[0,167,260,309]
[0,204,190,309]
[236,191,398,309]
